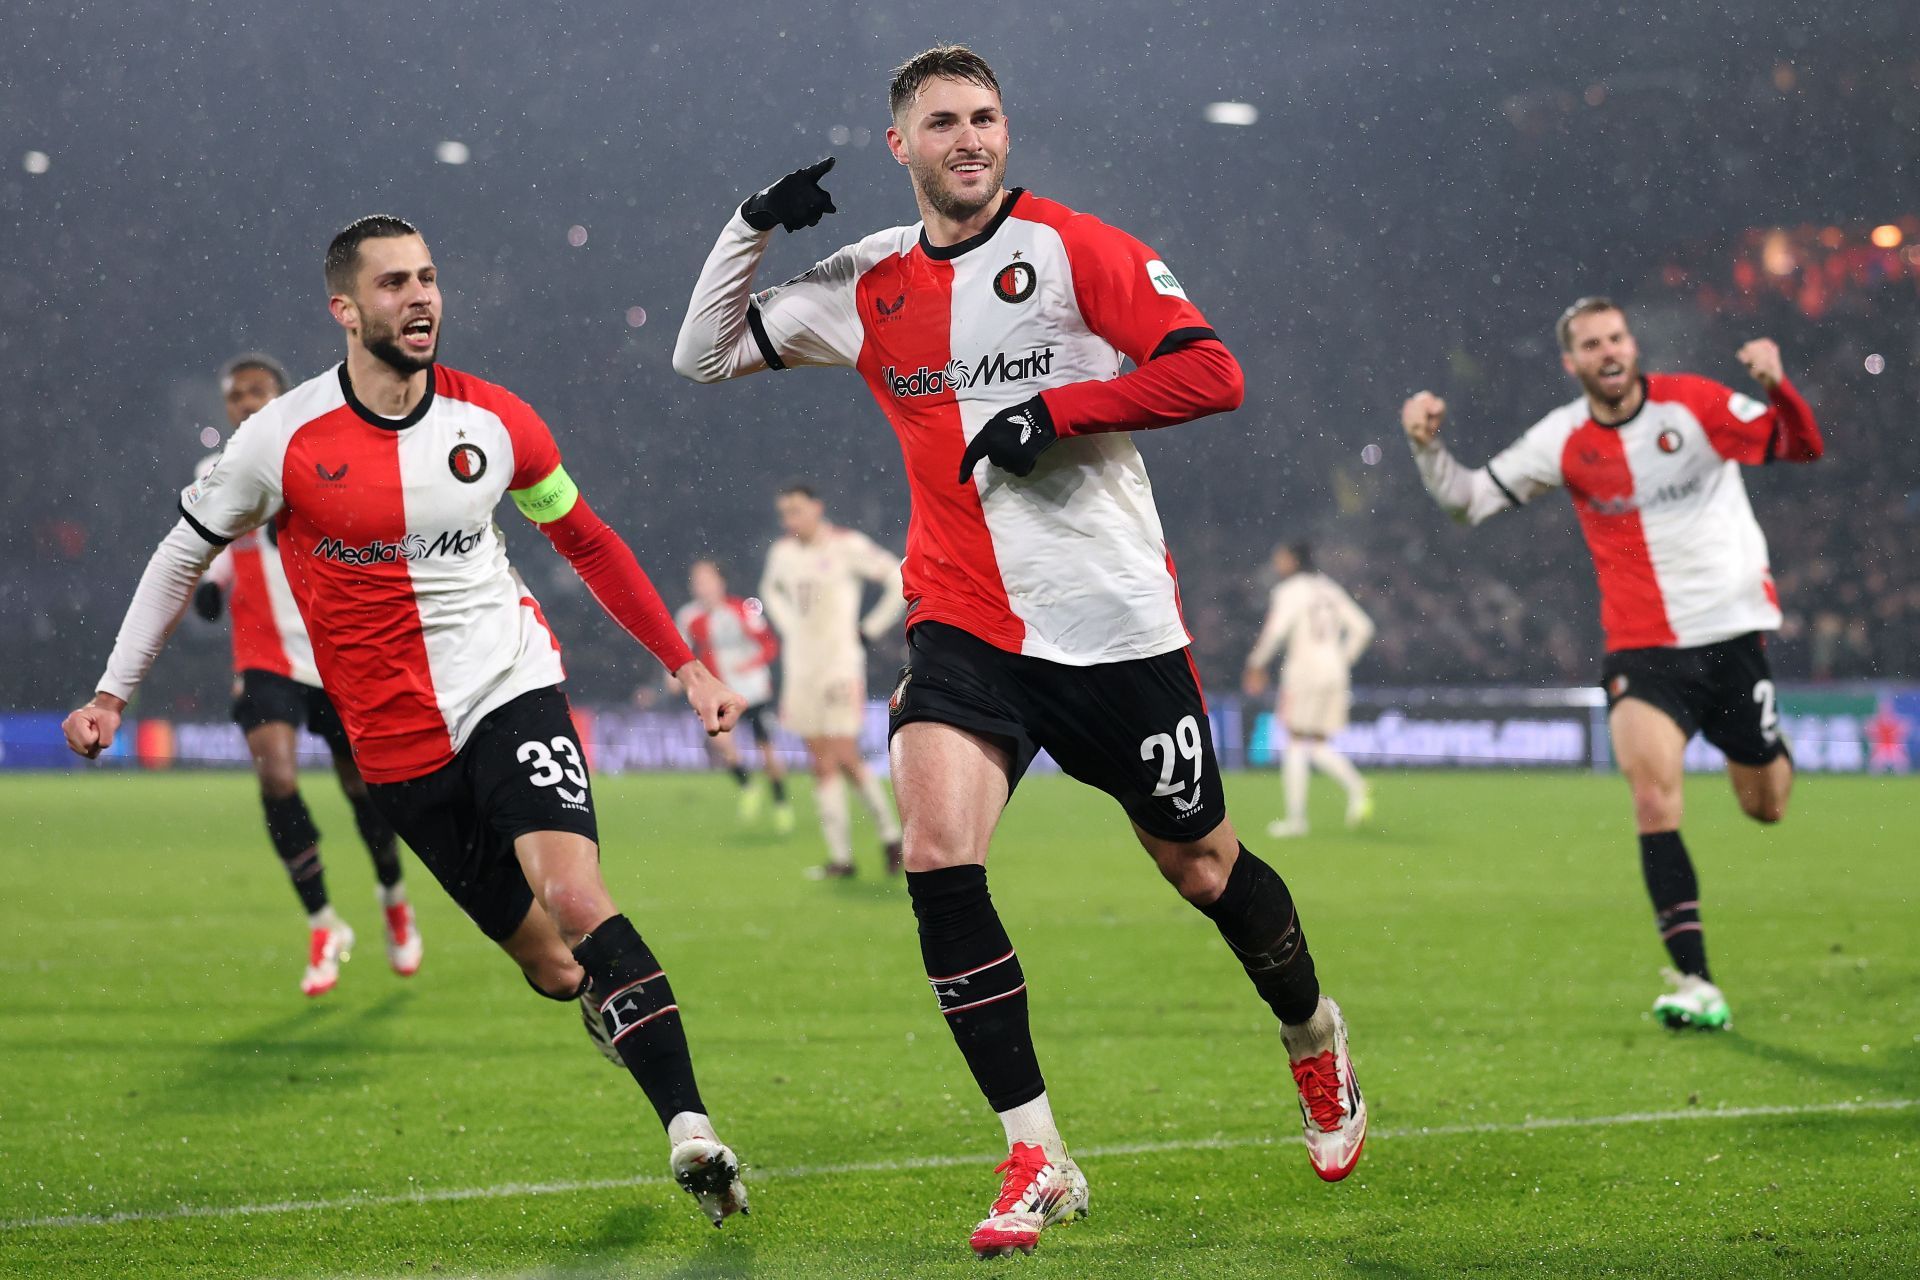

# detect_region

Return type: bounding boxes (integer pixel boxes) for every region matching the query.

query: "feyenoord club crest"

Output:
[1609,674,1630,698]
[993,259,1036,304]
[1656,428,1683,454]
[889,668,914,715]
[448,442,487,483]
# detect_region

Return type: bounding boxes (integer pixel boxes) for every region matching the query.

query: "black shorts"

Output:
[739,701,776,744]
[366,686,598,941]
[887,621,1227,842]
[1601,632,1788,767]
[231,668,352,760]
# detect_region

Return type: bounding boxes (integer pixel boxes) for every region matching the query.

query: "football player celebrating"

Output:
[1402,297,1824,1032]
[194,352,423,997]
[676,45,1365,1256]
[65,215,750,1226]
[675,557,794,833]
[758,486,906,877]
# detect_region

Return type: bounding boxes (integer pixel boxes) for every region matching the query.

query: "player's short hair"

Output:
[220,352,289,395]
[1555,296,1623,351]
[691,556,727,577]
[777,482,818,501]
[888,45,1001,121]
[1290,542,1314,571]
[325,214,421,295]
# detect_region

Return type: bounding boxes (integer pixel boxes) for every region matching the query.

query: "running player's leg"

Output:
[309,683,422,975]
[1043,647,1364,1180]
[803,737,855,876]
[841,731,904,867]
[237,673,352,997]
[1611,696,1728,1028]
[1273,726,1313,838]
[1728,756,1792,825]
[749,708,794,829]
[887,624,1080,1256]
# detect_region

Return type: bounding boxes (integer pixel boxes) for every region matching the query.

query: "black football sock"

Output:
[347,791,404,889]
[906,865,1044,1112]
[729,763,751,787]
[769,775,788,803]
[573,914,707,1129]
[263,792,329,915]
[1640,831,1710,980]
[1198,847,1321,1026]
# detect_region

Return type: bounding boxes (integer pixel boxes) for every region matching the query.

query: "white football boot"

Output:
[382,899,423,977]
[1652,969,1732,1031]
[670,1135,749,1226]
[300,920,354,998]
[1267,817,1310,839]
[968,1141,1090,1258]
[1288,997,1367,1181]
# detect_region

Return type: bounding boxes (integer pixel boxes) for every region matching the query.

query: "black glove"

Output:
[957,396,1059,482]
[740,157,838,233]
[192,581,224,622]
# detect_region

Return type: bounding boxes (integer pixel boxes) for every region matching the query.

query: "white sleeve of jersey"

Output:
[203,543,238,591]
[850,532,907,642]
[673,210,863,381]
[96,519,224,701]
[1246,583,1294,671]
[1410,408,1564,527]
[178,407,286,543]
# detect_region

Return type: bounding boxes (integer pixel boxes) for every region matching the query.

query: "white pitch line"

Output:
[5,1096,1912,1233]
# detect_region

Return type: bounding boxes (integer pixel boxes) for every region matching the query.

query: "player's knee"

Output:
[899,828,977,875]
[521,956,588,1001]
[256,765,300,800]
[534,879,615,939]
[1628,777,1682,830]
[1744,792,1787,825]
[1154,846,1232,906]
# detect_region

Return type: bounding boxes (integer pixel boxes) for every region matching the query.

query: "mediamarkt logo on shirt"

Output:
[883,346,1055,399]
[312,527,486,565]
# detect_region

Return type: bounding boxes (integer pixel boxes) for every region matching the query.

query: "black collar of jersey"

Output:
[338,362,437,431]
[918,188,1026,262]
[1588,375,1650,431]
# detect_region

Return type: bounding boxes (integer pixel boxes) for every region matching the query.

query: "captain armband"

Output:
[510,464,581,524]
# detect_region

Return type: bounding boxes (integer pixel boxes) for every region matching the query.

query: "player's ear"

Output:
[1560,350,1576,378]
[328,293,357,333]
[885,123,910,166]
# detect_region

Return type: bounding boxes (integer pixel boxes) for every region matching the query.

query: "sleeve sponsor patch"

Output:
[511,463,580,524]
[1727,391,1768,423]
[1144,259,1188,300]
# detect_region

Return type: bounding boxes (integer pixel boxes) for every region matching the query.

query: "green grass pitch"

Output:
[1,767,1915,1278]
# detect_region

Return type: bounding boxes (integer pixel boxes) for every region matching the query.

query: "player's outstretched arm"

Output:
[1241,590,1291,696]
[64,519,226,757]
[1401,391,1527,526]
[673,159,838,385]
[853,535,907,644]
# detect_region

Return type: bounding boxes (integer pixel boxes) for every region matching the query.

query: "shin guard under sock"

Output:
[573,914,707,1127]
[347,791,403,889]
[1199,846,1321,1025]
[263,792,329,915]
[906,865,1044,1112]
[1640,831,1710,980]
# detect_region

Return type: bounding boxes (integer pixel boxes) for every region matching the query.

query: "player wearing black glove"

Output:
[957,395,1058,482]
[192,581,224,622]
[741,157,838,234]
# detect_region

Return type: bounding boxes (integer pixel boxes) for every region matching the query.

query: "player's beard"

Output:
[912,149,1005,224]
[1579,355,1639,410]
[362,315,438,376]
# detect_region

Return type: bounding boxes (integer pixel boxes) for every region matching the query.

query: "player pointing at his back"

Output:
[65,215,751,1226]
[677,46,1366,1256]
[1402,298,1824,1031]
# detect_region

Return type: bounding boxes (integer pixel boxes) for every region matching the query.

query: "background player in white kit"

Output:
[1241,543,1374,838]
[64,215,750,1225]
[676,45,1366,1257]
[759,484,906,877]
[193,353,423,997]
[1402,297,1824,1031]
[674,557,794,833]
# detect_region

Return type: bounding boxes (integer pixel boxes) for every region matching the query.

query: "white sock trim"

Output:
[666,1111,716,1147]
[997,1091,1066,1163]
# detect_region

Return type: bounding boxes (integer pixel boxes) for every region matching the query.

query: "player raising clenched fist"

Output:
[1401,297,1824,1033]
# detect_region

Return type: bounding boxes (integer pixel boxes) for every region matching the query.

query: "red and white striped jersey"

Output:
[205,526,321,687]
[179,364,572,782]
[743,191,1213,666]
[1485,374,1794,651]
[676,596,777,707]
